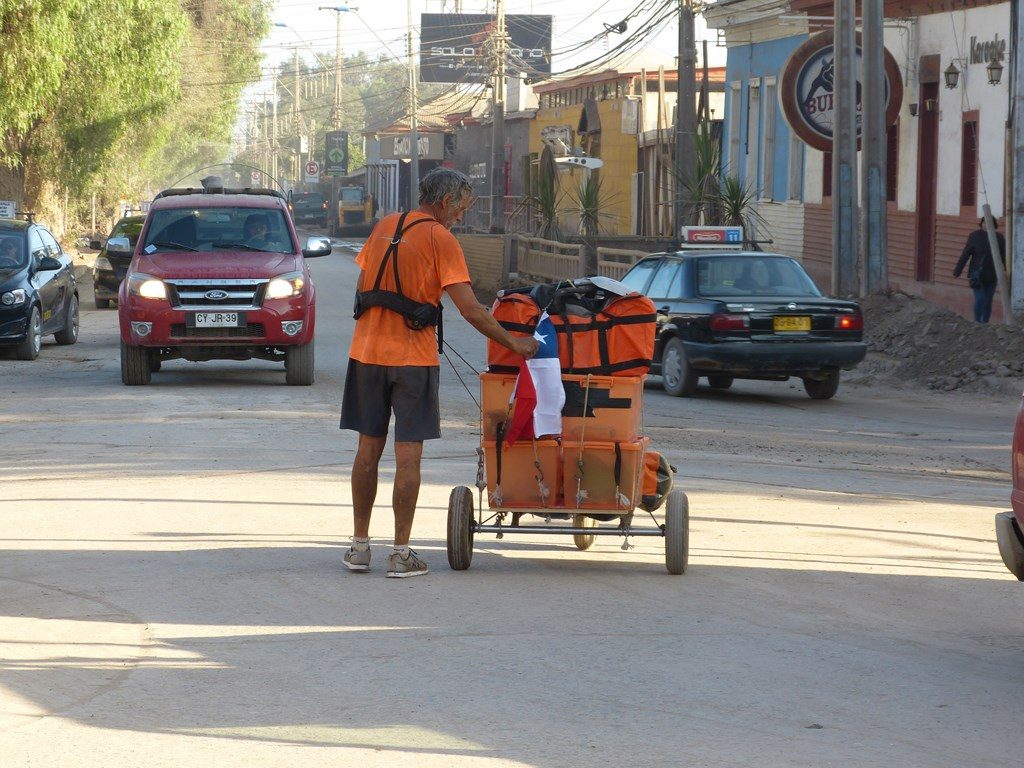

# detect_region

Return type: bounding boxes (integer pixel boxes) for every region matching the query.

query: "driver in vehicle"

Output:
[243,213,271,247]
[0,238,21,268]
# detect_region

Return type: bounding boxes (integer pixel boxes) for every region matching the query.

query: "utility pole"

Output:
[860,0,887,295]
[490,0,509,232]
[674,0,697,245]
[272,78,279,185]
[1012,0,1024,315]
[407,0,420,210]
[294,49,302,190]
[832,0,858,296]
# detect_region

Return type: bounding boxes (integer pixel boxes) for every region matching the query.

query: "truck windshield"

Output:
[340,188,363,203]
[143,208,294,254]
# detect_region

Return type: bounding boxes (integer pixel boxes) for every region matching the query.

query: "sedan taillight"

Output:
[709,313,750,331]
[835,313,863,330]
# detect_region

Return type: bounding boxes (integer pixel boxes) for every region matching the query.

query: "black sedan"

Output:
[90,214,143,308]
[620,250,866,399]
[0,218,80,359]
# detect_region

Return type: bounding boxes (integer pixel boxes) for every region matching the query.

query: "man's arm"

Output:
[446,282,539,359]
[953,235,975,277]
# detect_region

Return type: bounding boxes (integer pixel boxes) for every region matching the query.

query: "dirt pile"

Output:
[853,292,1024,394]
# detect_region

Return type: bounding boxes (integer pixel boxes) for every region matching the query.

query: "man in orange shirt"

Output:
[340,168,538,577]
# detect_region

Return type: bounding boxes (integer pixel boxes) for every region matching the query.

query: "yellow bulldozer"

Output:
[336,185,375,235]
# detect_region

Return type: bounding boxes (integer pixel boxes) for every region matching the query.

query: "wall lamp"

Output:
[944,60,961,89]
[987,57,1004,85]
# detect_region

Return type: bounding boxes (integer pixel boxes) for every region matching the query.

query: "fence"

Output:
[515,237,584,283]
[457,195,535,235]
[596,247,649,281]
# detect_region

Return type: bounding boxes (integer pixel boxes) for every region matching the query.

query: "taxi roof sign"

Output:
[681,226,744,244]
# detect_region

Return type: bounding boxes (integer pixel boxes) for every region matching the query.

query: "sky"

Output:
[259,0,725,87]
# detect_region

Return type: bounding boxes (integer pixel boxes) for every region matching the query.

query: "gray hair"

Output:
[418,167,473,206]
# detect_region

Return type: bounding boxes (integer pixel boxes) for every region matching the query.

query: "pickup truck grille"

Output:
[170,323,266,339]
[166,278,267,310]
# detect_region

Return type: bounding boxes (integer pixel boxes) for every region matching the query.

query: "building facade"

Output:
[709,0,1012,320]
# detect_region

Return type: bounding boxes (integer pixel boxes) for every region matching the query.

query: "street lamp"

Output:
[987,57,1004,85]
[944,61,960,89]
[318,6,356,235]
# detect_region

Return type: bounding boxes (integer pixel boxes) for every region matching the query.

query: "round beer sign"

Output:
[780,30,903,152]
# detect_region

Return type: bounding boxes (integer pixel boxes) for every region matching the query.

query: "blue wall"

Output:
[723,34,808,201]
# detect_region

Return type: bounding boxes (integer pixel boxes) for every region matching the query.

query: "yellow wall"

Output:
[529,100,638,236]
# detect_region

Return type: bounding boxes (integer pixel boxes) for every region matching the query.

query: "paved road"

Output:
[1,238,1023,767]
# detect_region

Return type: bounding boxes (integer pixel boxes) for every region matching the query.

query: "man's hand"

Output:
[510,336,539,359]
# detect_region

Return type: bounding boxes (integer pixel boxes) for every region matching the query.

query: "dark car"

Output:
[288,191,328,228]
[91,214,144,308]
[0,218,80,359]
[620,250,866,399]
[996,397,1024,580]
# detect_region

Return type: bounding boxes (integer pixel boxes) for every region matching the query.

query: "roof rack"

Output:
[14,210,36,224]
[153,187,286,201]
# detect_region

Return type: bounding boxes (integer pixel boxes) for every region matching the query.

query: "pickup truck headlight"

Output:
[127,273,167,299]
[1,289,26,306]
[265,273,304,299]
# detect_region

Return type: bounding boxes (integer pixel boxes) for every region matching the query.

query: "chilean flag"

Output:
[505,312,565,445]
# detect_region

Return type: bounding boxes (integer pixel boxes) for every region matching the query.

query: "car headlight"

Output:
[1,289,26,306]
[95,256,113,271]
[265,273,304,299]
[127,273,167,299]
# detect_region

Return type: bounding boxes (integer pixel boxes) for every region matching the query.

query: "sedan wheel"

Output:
[660,337,698,397]
[803,369,840,400]
[15,306,42,360]
[54,294,79,345]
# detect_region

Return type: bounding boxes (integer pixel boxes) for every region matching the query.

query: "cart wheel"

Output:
[665,489,689,575]
[572,514,595,551]
[447,485,475,571]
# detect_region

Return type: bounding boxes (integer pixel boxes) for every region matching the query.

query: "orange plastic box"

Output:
[480,372,518,441]
[481,372,644,443]
[483,439,561,509]
[561,374,644,442]
[561,438,649,511]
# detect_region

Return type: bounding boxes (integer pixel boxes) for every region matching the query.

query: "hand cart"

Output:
[446,373,689,574]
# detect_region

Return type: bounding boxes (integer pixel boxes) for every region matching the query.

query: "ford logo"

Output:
[205,289,229,301]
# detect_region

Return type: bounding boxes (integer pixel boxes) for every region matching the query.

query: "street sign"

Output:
[0,200,15,218]
[304,161,320,184]
[324,131,349,177]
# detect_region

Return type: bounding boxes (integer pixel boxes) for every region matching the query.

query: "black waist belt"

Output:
[353,210,444,352]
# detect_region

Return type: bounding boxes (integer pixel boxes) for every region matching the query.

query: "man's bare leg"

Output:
[392,440,423,546]
[352,433,387,537]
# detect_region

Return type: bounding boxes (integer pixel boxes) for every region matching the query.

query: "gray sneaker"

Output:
[343,546,371,572]
[386,549,428,578]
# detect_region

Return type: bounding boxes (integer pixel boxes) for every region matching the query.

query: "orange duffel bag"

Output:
[550,286,657,377]
[640,450,674,512]
[487,291,541,373]
[487,280,657,376]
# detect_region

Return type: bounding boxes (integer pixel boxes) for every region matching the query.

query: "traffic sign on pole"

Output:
[304,161,320,184]
[324,131,349,177]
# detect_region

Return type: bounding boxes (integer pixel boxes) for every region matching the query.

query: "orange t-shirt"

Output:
[348,211,471,367]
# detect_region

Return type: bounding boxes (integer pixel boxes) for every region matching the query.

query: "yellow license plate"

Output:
[773,315,811,332]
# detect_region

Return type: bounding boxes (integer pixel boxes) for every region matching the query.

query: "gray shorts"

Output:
[339,359,441,442]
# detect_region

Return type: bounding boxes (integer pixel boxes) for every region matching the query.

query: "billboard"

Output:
[779,30,903,152]
[420,13,552,83]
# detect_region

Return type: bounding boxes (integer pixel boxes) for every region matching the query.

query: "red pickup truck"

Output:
[116,181,330,385]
